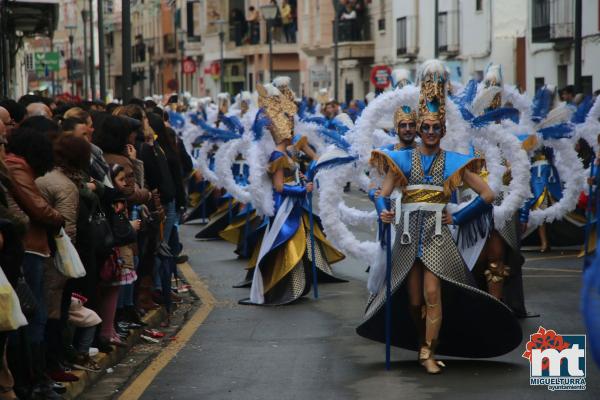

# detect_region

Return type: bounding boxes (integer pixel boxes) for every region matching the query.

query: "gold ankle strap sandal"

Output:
[484,262,511,283]
[419,341,445,374]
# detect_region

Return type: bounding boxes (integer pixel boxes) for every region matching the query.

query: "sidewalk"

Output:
[62,264,199,400]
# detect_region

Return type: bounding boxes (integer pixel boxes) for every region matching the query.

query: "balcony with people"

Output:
[335,0,370,42]
[333,0,373,60]
[232,0,298,53]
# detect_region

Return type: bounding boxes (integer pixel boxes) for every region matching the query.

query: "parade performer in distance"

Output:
[192,119,243,238]
[240,82,345,306]
[452,64,530,315]
[520,85,585,252]
[356,59,522,374]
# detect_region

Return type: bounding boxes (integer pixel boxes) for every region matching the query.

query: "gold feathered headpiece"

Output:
[394,105,417,128]
[257,83,297,144]
[417,59,448,135]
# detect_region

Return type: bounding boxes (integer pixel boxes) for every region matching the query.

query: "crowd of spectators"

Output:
[0,94,193,400]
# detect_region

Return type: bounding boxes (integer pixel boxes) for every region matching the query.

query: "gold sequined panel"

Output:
[403,188,448,204]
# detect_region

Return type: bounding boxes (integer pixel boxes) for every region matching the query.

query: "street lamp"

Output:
[81,10,89,99]
[260,4,278,81]
[67,27,76,96]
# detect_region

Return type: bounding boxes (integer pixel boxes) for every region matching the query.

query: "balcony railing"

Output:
[233,19,297,47]
[532,0,573,43]
[333,19,371,42]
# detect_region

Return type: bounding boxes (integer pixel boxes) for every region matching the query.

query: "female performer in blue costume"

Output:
[240,83,345,305]
[357,60,522,374]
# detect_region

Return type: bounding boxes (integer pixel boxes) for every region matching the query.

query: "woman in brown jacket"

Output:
[36,134,96,376]
[4,127,64,398]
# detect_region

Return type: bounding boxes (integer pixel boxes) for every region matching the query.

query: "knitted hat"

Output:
[68,293,102,328]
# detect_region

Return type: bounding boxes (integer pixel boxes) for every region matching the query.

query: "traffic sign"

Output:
[370,65,392,90]
[34,52,60,74]
[182,58,197,75]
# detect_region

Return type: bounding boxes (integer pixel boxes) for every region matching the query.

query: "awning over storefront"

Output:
[6,0,59,36]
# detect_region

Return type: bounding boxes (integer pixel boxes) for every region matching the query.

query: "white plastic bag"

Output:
[54,228,86,278]
[0,267,28,331]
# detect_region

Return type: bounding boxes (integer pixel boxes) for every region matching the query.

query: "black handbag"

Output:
[111,211,137,246]
[13,276,37,319]
[90,200,115,255]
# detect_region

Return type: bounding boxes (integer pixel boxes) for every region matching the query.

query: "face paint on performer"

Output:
[419,118,443,149]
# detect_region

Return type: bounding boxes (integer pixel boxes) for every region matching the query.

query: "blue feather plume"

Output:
[356,100,366,112]
[457,79,478,108]
[220,114,245,136]
[304,116,328,125]
[531,87,553,122]
[190,112,202,125]
[317,126,351,151]
[251,109,270,141]
[572,96,594,124]
[312,155,357,178]
[470,107,520,128]
[329,118,350,135]
[298,98,308,119]
[197,118,241,142]
[538,122,573,140]
[168,111,186,130]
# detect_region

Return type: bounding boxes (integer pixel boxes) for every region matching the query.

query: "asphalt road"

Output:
[141,190,599,400]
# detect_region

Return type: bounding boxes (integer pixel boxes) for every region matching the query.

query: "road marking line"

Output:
[526,254,579,261]
[118,262,216,400]
[523,275,580,278]
[523,267,582,273]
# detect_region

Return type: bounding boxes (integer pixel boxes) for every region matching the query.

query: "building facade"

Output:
[12,0,600,100]
[527,0,599,94]
[390,0,527,87]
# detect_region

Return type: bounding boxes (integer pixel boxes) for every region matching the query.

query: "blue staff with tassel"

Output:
[584,154,596,267]
[375,195,393,370]
[306,161,319,299]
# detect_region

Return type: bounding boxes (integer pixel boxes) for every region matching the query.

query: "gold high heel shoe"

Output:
[419,340,445,374]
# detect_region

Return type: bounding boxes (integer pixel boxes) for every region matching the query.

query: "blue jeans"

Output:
[153,201,177,290]
[22,254,47,343]
[163,201,177,246]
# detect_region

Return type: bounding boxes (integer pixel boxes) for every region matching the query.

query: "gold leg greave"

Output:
[419,301,444,374]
